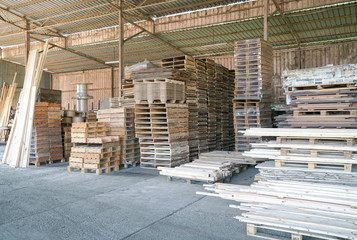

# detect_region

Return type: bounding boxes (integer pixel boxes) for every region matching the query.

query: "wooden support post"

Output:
[263,0,269,41]
[111,67,115,98]
[24,20,30,66]
[118,0,124,100]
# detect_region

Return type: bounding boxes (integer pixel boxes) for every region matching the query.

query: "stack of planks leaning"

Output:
[233,39,272,152]
[277,64,357,128]
[159,151,254,183]
[2,42,49,168]
[198,180,357,240]
[0,73,17,141]
[243,128,357,184]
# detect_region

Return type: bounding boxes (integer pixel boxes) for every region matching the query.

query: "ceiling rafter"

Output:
[272,0,301,47]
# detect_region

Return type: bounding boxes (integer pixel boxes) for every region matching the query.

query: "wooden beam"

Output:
[24,21,30,66]
[30,36,112,67]
[124,30,145,43]
[263,0,269,41]
[118,0,124,99]
[272,0,300,47]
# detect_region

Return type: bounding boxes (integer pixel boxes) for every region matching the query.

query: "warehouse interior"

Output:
[0,0,357,239]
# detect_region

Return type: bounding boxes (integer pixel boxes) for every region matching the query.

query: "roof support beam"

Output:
[24,20,30,65]
[118,0,124,99]
[30,36,112,68]
[124,30,145,43]
[264,0,269,41]
[272,0,301,47]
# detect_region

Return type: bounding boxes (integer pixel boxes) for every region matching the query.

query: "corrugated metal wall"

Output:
[52,41,357,109]
[0,60,51,108]
[52,68,112,110]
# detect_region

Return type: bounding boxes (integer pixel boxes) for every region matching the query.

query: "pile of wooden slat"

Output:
[0,73,17,141]
[205,59,217,151]
[243,128,357,172]
[48,103,63,162]
[233,39,272,152]
[198,180,357,240]
[2,42,49,168]
[158,151,249,183]
[30,102,50,166]
[68,122,120,174]
[135,103,189,168]
[256,160,357,185]
[278,64,357,128]
[97,107,140,167]
[62,126,72,160]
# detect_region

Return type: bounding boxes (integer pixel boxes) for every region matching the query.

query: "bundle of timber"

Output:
[2,42,49,168]
[0,73,17,141]
[159,151,251,183]
[205,59,217,151]
[30,102,50,166]
[62,126,72,160]
[256,161,357,185]
[233,39,273,152]
[198,180,357,240]
[97,108,140,167]
[279,64,357,128]
[48,103,63,162]
[85,112,97,122]
[71,122,107,143]
[135,103,189,168]
[68,136,120,175]
[243,128,357,172]
[282,64,357,87]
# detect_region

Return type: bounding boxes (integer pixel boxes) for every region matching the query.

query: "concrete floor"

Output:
[0,162,260,240]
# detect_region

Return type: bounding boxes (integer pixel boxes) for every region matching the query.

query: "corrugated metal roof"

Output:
[0,1,356,72]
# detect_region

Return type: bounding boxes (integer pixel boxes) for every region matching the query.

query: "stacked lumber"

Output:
[29,102,50,166]
[135,103,189,168]
[71,122,107,143]
[85,112,97,122]
[159,151,250,183]
[2,42,49,168]
[256,161,357,185]
[243,128,357,172]
[68,137,120,175]
[198,180,357,240]
[48,103,63,162]
[0,73,17,141]
[97,108,140,166]
[233,39,272,152]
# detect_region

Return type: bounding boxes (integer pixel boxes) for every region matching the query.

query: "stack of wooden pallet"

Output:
[62,126,72,160]
[233,39,272,152]
[161,56,199,160]
[48,103,63,162]
[68,122,120,174]
[159,151,250,183]
[30,102,50,166]
[243,128,357,172]
[198,180,357,240]
[97,107,140,167]
[135,103,189,168]
[205,59,217,151]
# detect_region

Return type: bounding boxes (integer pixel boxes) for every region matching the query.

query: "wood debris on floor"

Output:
[158,151,252,183]
[233,39,273,152]
[198,180,357,240]
[2,41,49,168]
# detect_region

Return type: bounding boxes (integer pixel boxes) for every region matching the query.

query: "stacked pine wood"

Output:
[243,128,357,172]
[68,122,120,174]
[62,126,72,160]
[233,39,272,152]
[48,103,63,162]
[278,64,357,128]
[30,102,50,166]
[135,103,189,168]
[198,180,357,240]
[158,151,254,183]
[0,73,17,141]
[97,108,140,167]
[205,59,217,151]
